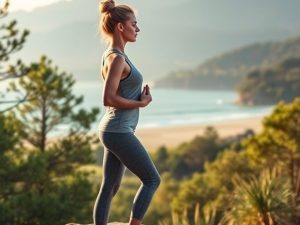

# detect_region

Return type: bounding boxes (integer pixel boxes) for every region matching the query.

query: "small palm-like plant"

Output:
[222,169,295,225]
[159,203,218,225]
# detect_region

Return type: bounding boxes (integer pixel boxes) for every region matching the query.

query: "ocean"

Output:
[73,82,274,130]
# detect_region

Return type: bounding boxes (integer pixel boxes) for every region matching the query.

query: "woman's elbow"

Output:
[103,95,114,107]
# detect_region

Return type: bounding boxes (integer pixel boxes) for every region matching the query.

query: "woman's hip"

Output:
[99,131,136,149]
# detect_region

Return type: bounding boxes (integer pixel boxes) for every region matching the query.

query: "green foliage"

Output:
[0,146,97,225]
[166,127,225,179]
[0,113,22,151]
[8,56,99,152]
[0,20,29,65]
[0,6,100,222]
[203,150,255,208]
[222,169,295,225]
[0,55,100,224]
[0,0,29,65]
[0,0,30,112]
[171,173,220,216]
[154,126,249,180]
[0,113,24,214]
[159,99,300,225]
[237,58,300,105]
[263,98,300,147]
[245,98,300,201]
[170,150,253,218]
[152,146,169,173]
[0,172,94,225]
[160,203,218,225]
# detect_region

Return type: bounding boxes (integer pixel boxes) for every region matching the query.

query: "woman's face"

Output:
[121,13,140,42]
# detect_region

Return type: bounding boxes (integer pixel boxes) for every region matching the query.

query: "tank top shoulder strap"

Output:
[102,48,127,66]
[101,48,130,80]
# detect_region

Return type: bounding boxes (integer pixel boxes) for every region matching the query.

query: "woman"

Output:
[94,1,161,225]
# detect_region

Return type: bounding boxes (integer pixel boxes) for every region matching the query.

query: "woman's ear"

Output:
[116,22,124,32]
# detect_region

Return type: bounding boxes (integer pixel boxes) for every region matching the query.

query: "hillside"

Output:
[236,57,300,105]
[154,37,300,90]
[6,0,300,82]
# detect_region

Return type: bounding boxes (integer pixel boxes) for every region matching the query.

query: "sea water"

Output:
[0,81,274,134]
[73,82,274,130]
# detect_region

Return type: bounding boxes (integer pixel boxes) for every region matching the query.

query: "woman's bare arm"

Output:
[102,54,151,109]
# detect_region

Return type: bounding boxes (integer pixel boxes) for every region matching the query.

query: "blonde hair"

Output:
[99,0,134,39]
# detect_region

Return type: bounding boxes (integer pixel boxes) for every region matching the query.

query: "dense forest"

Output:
[236,57,300,105]
[155,37,300,91]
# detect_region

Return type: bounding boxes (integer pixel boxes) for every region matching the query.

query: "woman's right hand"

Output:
[140,84,152,107]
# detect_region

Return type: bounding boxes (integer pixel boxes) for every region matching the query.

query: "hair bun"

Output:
[99,0,115,13]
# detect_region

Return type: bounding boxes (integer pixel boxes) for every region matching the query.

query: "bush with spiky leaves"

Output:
[159,203,219,225]
[222,169,295,225]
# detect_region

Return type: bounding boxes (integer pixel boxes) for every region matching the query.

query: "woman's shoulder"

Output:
[102,49,126,66]
[103,48,126,58]
[106,53,126,67]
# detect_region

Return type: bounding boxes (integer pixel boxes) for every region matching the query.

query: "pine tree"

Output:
[2,56,100,225]
[0,0,29,112]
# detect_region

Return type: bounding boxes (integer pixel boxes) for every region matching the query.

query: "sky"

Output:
[7,0,71,12]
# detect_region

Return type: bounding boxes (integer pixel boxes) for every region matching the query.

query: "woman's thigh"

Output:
[99,132,160,181]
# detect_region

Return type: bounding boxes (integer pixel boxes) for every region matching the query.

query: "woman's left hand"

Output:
[140,84,152,107]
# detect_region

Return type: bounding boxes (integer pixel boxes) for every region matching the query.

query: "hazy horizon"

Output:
[7,0,71,12]
[5,0,300,83]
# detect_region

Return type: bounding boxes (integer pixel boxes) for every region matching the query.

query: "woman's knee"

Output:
[154,174,161,189]
[144,173,161,190]
[100,181,121,197]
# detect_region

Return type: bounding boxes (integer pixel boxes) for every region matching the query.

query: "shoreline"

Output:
[47,115,265,152]
[135,115,264,151]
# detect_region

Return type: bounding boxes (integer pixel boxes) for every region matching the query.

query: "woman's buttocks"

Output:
[98,107,139,133]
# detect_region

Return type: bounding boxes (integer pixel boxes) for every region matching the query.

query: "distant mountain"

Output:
[154,37,300,90]
[6,0,300,82]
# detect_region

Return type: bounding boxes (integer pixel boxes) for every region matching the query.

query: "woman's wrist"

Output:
[139,100,146,108]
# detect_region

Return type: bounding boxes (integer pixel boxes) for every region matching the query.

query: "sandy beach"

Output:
[135,116,264,151]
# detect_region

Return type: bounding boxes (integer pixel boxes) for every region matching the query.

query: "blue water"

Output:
[73,82,274,130]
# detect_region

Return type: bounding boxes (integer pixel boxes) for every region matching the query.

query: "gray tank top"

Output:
[98,49,143,133]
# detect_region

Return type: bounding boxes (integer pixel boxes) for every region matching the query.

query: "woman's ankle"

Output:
[129,217,142,225]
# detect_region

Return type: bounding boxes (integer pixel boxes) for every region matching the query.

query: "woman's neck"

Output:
[109,36,126,53]
[108,45,124,53]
